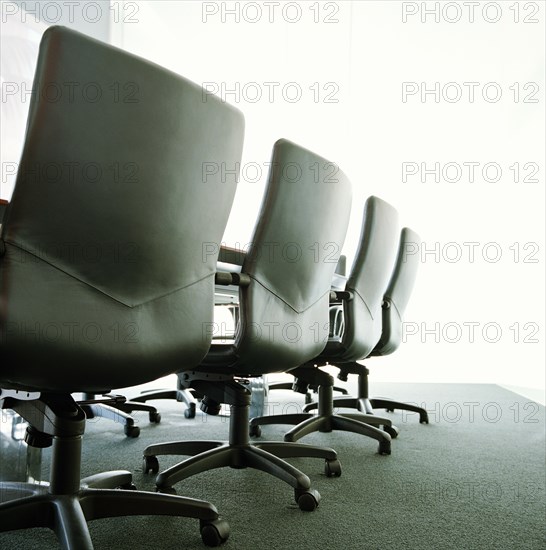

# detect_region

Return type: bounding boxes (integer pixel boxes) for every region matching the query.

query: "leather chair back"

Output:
[0,26,244,392]
[234,139,352,374]
[372,227,421,356]
[339,196,399,360]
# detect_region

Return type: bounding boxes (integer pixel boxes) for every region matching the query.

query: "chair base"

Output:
[0,394,229,548]
[80,391,163,438]
[131,386,198,419]
[80,402,142,438]
[0,480,228,549]
[268,381,348,405]
[317,397,429,424]
[143,380,337,512]
[304,364,429,424]
[368,398,429,424]
[250,378,393,455]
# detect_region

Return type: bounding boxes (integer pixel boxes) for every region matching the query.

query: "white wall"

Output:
[0,0,112,197]
[1,1,544,393]
[344,1,545,392]
[120,1,545,392]
[119,1,354,248]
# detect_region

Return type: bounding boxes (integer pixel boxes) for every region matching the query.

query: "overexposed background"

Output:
[1,1,544,397]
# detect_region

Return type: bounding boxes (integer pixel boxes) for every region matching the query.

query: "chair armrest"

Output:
[329,290,353,303]
[335,254,346,276]
[215,271,251,287]
[217,247,347,273]
[218,245,246,266]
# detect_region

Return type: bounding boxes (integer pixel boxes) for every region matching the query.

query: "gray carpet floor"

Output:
[0,382,544,549]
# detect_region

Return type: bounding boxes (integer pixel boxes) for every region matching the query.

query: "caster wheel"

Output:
[116,482,137,490]
[386,408,394,413]
[124,424,140,438]
[200,519,230,547]
[249,424,261,438]
[324,459,342,478]
[149,411,161,424]
[383,424,399,438]
[419,411,429,424]
[156,486,177,495]
[295,489,320,511]
[184,407,196,419]
[142,455,159,474]
[378,440,391,455]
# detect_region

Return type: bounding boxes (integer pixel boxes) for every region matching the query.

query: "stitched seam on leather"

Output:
[350,288,375,320]
[389,300,403,320]
[249,275,330,314]
[4,240,214,308]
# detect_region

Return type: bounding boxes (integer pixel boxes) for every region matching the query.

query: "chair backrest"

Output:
[372,227,421,356]
[0,26,244,392]
[338,196,399,361]
[234,139,352,374]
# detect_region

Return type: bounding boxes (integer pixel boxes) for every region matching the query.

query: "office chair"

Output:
[306,227,429,423]
[143,138,352,510]
[249,196,400,454]
[0,25,244,547]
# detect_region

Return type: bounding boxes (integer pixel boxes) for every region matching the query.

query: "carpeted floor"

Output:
[0,382,544,549]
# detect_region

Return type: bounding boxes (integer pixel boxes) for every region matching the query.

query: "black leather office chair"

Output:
[249,196,400,454]
[0,26,244,547]
[308,227,429,423]
[143,138,352,510]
